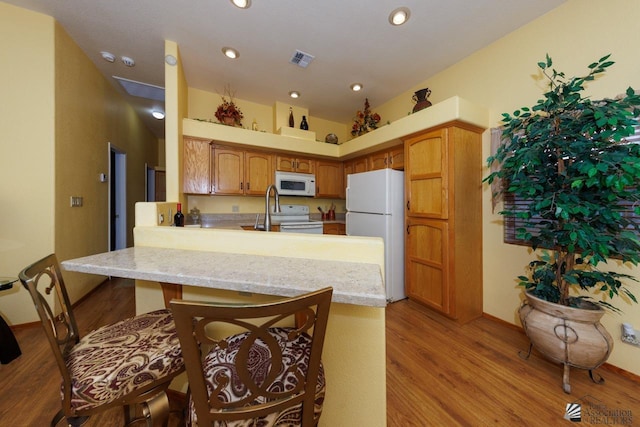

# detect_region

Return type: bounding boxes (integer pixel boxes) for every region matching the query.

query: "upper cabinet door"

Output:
[388,146,404,170]
[275,155,296,172]
[316,160,344,199]
[244,151,273,195]
[213,146,244,195]
[368,151,388,171]
[404,128,449,219]
[295,157,315,174]
[183,137,212,194]
[275,155,315,174]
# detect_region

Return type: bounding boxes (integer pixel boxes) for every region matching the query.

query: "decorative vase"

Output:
[412,88,432,113]
[222,117,236,126]
[519,292,613,393]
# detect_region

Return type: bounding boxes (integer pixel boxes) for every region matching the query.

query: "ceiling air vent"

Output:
[290,50,315,68]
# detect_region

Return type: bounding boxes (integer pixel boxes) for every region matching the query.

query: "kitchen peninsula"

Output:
[62,202,388,427]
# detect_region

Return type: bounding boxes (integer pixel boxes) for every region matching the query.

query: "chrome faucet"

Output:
[263,184,281,231]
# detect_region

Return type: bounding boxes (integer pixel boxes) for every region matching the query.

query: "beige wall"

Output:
[187,87,350,144]
[0,4,56,324]
[376,0,640,375]
[0,3,159,324]
[164,40,188,203]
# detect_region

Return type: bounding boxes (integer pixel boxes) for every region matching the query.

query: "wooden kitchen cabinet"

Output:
[244,151,273,195]
[343,155,368,194]
[344,155,368,175]
[368,145,404,171]
[183,137,213,194]
[275,155,315,174]
[212,145,273,195]
[323,222,345,235]
[403,123,483,323]
[213,146,244,195]
[315,160,344,198]
[344,155,368,177]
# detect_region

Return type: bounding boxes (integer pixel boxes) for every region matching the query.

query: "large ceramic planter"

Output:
[518,292,613,393]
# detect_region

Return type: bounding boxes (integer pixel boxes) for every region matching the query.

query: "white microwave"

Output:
[275,171,316,197]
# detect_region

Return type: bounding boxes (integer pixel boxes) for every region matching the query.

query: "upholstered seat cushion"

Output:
[65,309,184,412]
[189,327,325,427]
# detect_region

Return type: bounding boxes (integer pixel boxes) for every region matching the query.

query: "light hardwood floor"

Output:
[1,279,638,426]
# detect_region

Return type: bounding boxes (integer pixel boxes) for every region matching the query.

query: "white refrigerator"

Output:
[346,169,405,302]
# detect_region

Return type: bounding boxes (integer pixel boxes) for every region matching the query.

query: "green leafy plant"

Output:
[485,54,640,312]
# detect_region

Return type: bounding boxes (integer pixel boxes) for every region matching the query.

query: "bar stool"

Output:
[19,254,185,427]
[171,287,333,426]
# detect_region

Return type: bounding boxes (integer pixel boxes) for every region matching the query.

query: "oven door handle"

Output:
[279,224,323,230]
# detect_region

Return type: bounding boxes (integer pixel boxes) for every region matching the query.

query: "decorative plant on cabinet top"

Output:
[215,85,244,127]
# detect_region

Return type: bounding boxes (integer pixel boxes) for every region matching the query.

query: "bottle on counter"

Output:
[300,115,309,130]
[174,203,184,227]
[288,107,294,127]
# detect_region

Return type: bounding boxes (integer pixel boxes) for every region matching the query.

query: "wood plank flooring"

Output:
[386,299,639,426]
[1,278,638,426]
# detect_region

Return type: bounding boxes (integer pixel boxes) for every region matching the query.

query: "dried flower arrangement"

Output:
[215,85,243,126]
[351,98,381,137]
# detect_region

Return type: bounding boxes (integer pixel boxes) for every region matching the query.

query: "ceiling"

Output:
[9,0,565,139]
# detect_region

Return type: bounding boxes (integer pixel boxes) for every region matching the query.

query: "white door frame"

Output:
[108,143,127,251]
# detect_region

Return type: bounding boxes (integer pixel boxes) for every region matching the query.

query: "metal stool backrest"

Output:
[19,253,80,410]
[171,287,333,427]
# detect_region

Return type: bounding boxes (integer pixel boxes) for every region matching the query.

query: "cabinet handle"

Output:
[407,200,410,211]
[240,182,243,190]
[407,225,410,235]
[247,182,250,190]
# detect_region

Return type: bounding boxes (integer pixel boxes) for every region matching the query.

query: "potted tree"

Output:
[485,54,640,393]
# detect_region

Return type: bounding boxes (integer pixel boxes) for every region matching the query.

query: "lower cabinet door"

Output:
[405,218,450,315]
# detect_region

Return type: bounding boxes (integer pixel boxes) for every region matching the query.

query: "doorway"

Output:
[109,144,127,251]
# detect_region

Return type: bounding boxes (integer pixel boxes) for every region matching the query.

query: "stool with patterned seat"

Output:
[171,287,332,427]
[19,254,185,427]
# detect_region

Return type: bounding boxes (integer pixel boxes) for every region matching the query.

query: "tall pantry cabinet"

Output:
[403,122,483,324]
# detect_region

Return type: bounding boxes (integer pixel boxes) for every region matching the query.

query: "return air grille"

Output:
[289,50,315,68]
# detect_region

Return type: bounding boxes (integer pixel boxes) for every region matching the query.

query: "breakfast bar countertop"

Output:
[61,246,386,307]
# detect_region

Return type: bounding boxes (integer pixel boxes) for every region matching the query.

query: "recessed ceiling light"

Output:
[289,91,300,99]
[165,55,177,66]
[100,51,116,63]
[230,0,251,8]
[152,111,165,120]
[121,56,135,67]
[389,7,411,26]
[222,47,239,59]
[350,83,363,92]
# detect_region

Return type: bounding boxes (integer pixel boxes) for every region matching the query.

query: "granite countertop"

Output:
[62,246,385,307]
